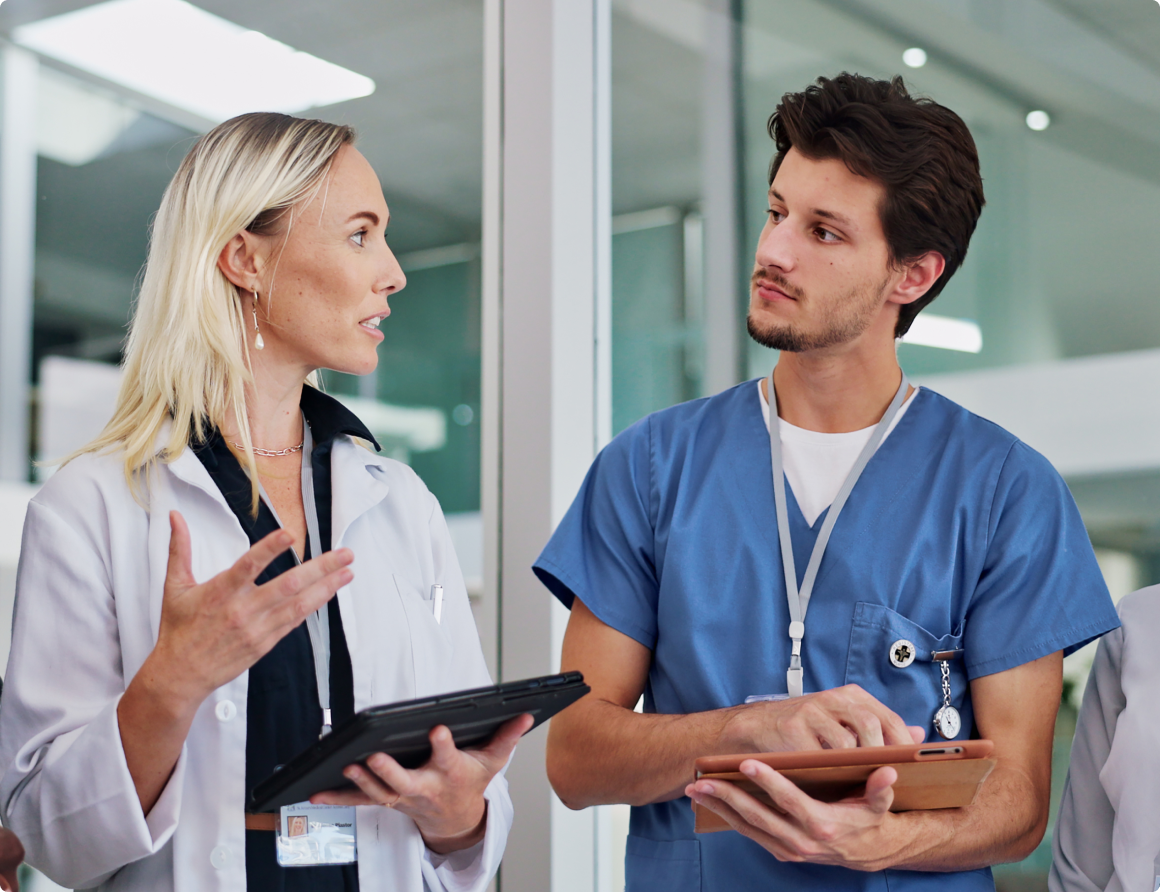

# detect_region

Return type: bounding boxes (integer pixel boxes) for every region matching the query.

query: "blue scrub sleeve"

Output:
[533,418,660,650]
[964,441,1119,679]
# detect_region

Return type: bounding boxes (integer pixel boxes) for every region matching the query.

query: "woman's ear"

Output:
[888,251,946,307]
[216,230,265,292]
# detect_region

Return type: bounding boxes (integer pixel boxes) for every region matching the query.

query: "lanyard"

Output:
[767,369,910,698]
[259,421,332,738]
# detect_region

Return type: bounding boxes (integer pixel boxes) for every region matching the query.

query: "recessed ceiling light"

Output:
[902,48,928,69]
[900,315,983,353]
[1025,110,1051,131]
[13,0,374,125]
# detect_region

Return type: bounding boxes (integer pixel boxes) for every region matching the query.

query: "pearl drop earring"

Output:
[252,291,264,350]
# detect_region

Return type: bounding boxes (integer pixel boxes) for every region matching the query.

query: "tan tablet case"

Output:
[692,745,996,833]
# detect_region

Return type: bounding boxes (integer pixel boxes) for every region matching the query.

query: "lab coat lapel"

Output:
[329,438,392,549]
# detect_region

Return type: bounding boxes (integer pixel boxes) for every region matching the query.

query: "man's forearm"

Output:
[877,762,1046,872]
[547,696,745,809]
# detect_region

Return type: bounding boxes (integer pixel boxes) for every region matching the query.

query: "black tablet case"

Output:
[250,672,589,812]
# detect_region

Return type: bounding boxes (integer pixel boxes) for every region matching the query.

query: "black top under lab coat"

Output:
[194,387,379,892]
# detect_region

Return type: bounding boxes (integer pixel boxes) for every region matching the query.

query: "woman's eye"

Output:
[767,209,784,223]
[351,229,367,247]
[816,228,840,243]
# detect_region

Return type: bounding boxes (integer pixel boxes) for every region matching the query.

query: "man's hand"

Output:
[724,686,926,752]
[684,652,1063,872]
[687,762,905,871]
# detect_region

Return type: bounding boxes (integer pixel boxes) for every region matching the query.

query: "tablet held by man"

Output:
[534,73,1120,892]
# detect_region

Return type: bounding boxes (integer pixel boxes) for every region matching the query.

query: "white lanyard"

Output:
[259,421,332,738]
[768,369,910,698]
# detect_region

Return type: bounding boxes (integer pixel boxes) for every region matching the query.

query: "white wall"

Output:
[919,347,1160,478]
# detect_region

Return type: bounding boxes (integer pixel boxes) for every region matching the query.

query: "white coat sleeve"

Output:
[1049,626,1125,892]
[0,499,186,889]
[416,489,514,892]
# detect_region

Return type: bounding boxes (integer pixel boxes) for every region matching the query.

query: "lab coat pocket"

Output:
[393,574,455,698]
[625,837,701,892]
[844,602,968,737]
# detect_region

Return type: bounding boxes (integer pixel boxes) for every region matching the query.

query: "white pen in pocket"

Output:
[430,584,444,624]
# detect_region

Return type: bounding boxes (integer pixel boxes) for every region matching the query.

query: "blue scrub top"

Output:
[534,380,1119,892]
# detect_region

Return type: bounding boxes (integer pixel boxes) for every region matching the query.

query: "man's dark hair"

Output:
[768,73,985,336]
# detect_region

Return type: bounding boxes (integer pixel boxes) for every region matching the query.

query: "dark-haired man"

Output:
[534,74,1119,891]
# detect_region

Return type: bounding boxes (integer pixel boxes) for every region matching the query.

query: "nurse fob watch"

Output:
[933,656,962,739]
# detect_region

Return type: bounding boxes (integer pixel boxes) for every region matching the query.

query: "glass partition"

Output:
[4,0,486,524]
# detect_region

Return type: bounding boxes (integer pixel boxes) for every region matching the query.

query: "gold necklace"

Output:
[232,441,304,457]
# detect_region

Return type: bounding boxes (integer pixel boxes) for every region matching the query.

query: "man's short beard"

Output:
[747,274,891,353]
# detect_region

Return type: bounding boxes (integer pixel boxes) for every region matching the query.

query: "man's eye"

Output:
[767,209,784,223]
[816,228,840,243]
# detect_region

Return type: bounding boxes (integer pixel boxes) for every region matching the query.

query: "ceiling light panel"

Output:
[38,67,140,165]
[14,0,375,125]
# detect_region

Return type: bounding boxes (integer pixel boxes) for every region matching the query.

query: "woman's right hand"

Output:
[148,510,354,706]
[118,510,353,814]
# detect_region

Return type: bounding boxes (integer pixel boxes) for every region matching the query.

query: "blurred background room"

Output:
[1,0,1158,889]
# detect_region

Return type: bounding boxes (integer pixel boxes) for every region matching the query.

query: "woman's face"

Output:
[249,144,405,378]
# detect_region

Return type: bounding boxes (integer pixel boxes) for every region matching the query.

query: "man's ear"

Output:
[216,230,265,293]
[888,252,946,307]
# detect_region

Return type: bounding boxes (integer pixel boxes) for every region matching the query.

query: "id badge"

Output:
[276,802,357,867]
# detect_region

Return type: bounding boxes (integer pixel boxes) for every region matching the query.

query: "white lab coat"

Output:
[0,431,511,891]
[1050,586,1160,892]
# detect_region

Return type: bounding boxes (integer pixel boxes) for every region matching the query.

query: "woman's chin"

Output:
[323,357,380,381]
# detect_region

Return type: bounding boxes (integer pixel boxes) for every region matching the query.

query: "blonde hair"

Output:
[72,112,355,503]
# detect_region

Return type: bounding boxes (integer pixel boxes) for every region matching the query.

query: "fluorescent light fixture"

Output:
[1025,110,1051,131]
[900,314,983,353]
[902,47,928,69]
[37,67,140,165]
[14,0,374,125]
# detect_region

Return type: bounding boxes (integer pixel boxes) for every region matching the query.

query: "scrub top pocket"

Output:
[844,602,969,738]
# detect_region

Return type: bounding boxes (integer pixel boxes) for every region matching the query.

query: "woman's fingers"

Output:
[266,566,354,634]
[164,511,196,589]
[310,787,377,807]
[473,714,535,772]
[427,725,460,772]
[264,548,354,602]
[342,762,402,805]
[218,529,295,593]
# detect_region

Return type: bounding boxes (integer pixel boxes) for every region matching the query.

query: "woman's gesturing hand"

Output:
[118,511,354,815]
[310,714,535,853]
[150,510,354,705]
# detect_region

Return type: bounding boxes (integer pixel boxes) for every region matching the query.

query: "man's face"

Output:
[747,147,900,353]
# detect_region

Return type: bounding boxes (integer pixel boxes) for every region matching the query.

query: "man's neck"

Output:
[766,340,909,434]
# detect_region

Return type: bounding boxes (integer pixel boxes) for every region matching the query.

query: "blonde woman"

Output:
[0,113,528,892]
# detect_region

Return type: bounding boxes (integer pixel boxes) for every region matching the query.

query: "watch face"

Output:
[934,705,962,740]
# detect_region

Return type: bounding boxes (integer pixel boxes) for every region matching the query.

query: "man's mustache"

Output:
[751,270,805,301]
